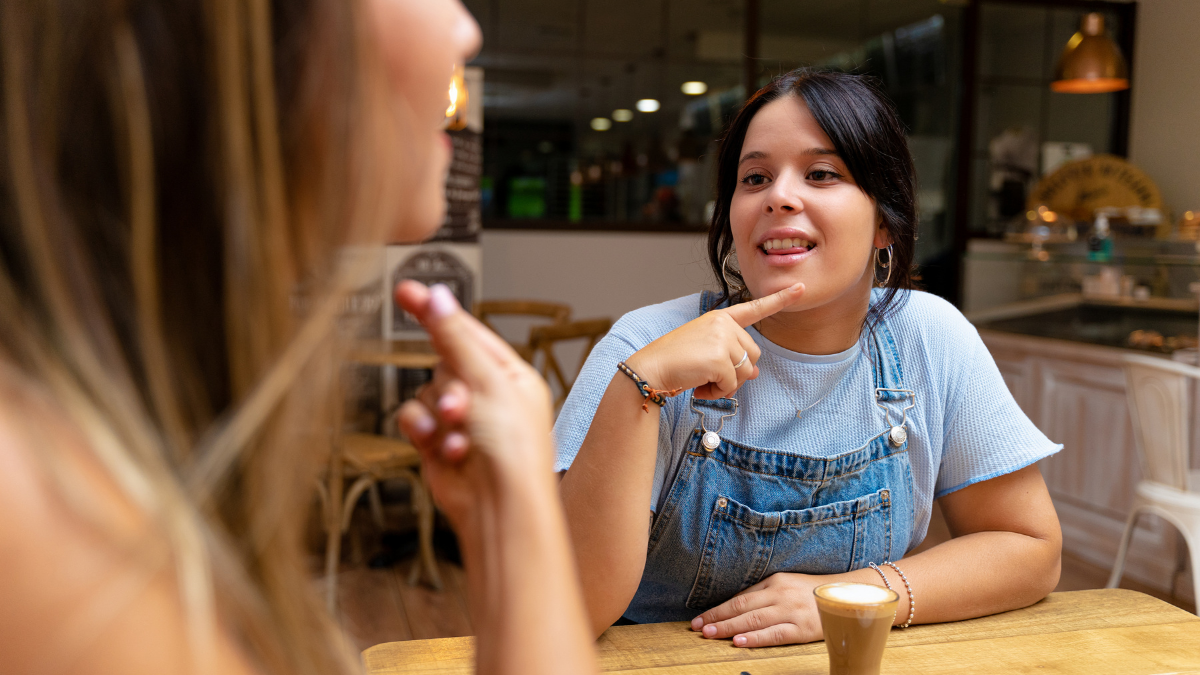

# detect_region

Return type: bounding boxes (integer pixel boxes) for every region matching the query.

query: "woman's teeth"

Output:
[761,238,814,252]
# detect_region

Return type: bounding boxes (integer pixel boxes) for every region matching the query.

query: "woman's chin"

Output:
[390,201,445,243]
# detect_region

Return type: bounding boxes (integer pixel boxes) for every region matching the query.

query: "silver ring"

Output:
[733,351,749,369]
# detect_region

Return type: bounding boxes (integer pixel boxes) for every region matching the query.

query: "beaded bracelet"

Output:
[883,561,915,628]
[616,361,684,412]
[867,562,914,628]
[867,562,895,596]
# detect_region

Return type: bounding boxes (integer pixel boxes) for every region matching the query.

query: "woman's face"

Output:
[370,0,481,241]
[730,95,888,313]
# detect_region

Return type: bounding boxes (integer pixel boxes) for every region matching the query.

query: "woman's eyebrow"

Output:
[738,150,768,165]
[738,147,839,166]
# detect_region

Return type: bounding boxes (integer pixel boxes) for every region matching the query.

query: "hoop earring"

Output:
[722,251,741,291]
[874,245,894,286]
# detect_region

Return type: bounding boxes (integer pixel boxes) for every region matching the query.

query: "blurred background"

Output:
[328,0,1200,648]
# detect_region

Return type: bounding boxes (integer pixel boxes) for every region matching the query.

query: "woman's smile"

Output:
[757,229,818,266]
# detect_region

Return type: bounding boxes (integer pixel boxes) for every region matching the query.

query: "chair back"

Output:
[529,318,612,409]
[473,300,572,362]
[1123,353,1200,491]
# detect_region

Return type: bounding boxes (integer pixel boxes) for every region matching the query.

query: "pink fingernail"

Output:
[428,284,459,318]
[438,393,457,414]
[444,431,468,455]
[412,413,436,437]
[690,617,703,630]
[702,625,716,637]
[734,636,746,647]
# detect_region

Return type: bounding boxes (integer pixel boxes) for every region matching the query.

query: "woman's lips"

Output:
[758,245,816,265]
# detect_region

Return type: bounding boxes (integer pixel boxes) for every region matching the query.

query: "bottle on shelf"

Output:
[1087,212,1114,263]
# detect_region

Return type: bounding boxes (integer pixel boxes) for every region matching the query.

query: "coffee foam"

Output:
[818,583,895,605]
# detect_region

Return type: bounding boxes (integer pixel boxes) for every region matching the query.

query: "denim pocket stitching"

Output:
[688,438,909,482]
[687,491,892,610]
[685,498,731,610]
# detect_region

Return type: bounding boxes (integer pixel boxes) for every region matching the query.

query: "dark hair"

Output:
[707,68,917,320]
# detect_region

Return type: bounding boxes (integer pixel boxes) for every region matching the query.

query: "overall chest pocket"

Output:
[684,488,893,611]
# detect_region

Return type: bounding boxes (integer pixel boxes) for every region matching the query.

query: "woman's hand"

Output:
[690,572,827,648]
[625,283,804,400]
[393,281,599,675]
[393,282,557,529]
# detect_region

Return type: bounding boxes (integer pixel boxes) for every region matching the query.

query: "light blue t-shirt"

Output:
[553,289,1061,549]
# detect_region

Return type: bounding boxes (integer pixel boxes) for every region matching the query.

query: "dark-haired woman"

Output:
[554,69,1063,647]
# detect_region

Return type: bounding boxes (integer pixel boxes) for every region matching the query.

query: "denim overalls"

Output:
[623,291,917,623]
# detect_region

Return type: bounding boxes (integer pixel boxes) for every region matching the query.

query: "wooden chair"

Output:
[1108,353,1200,612]
[319,434,442,612]
[529,318,612,409]
[473,300,571,362]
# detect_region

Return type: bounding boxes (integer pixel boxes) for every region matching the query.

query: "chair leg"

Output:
[324,503,342,613]
[1183,530,1200,615]
[1107,508,1143,589]
[341,476,376,534]
[406,474,443,590]
[368,483,386,529]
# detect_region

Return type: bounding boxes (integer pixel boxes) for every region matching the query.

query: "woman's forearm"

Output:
[839,528,1061,626]
[460,470,597,675]
[559,373,663,635]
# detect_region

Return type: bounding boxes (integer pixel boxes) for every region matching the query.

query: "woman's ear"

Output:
[873,220,892,249]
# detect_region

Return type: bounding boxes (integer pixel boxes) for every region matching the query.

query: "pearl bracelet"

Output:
[883,561,914,628]
[867,561,915,628]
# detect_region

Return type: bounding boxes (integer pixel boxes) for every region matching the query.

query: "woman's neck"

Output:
[753,284,872,356]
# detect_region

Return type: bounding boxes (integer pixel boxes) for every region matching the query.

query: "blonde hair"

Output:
[0,0,417,672]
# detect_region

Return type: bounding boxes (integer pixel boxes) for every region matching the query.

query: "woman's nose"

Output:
[454,1,483,62]
[763,176,803,214]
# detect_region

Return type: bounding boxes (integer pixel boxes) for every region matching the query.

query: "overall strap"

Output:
[868,310,909,402]
[699,290,726,313]
[694,291,739,416]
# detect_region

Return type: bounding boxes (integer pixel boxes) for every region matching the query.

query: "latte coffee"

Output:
[813,582,899,675]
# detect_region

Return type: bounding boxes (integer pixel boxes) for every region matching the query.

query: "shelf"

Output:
[964,252,1200,267]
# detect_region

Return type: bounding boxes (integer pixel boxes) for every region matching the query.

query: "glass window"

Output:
[466,0,964,252]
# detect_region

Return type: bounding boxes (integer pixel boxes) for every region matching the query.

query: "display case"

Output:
[963,236,1199,605]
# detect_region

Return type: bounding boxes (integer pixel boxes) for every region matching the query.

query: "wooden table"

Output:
[362,589,1200,674]
[348,340,439,370]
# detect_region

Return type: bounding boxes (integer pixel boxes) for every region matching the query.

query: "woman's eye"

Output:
[741,173,768,186]
[808,170,842,181]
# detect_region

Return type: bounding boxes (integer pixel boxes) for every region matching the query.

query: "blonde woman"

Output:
[0,1,594,674]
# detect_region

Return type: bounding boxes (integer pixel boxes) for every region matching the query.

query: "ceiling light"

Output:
[1051,13,1129,94]
[681,81,708,95]
[612,108,634,122]
[636,98,660,113]
[590,117,612,131]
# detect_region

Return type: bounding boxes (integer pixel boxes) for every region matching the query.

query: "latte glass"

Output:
[814,582,899,675]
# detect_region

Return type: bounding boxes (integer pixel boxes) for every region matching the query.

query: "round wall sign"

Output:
[1029,154,1161,220]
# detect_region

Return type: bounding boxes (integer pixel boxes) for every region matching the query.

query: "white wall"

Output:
[1128,0,1200,216]
[480,230,714,323]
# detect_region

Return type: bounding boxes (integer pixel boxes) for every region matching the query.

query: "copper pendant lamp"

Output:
[1051,12,1128,94]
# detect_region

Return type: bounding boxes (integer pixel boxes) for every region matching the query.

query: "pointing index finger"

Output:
[722,283,805,327]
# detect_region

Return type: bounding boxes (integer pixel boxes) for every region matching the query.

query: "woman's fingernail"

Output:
[702,625,716,637]
[690,617,703,630]
[734,635,747,647]
[790,282,804,292]
[411,413,436,437]
[428,284,459,318]
[438,392,458,414]
[444,431,468,455]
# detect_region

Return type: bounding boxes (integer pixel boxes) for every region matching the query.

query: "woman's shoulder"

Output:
[608,292,705,349]
[884,289,977,340]
[880,290,986,391]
